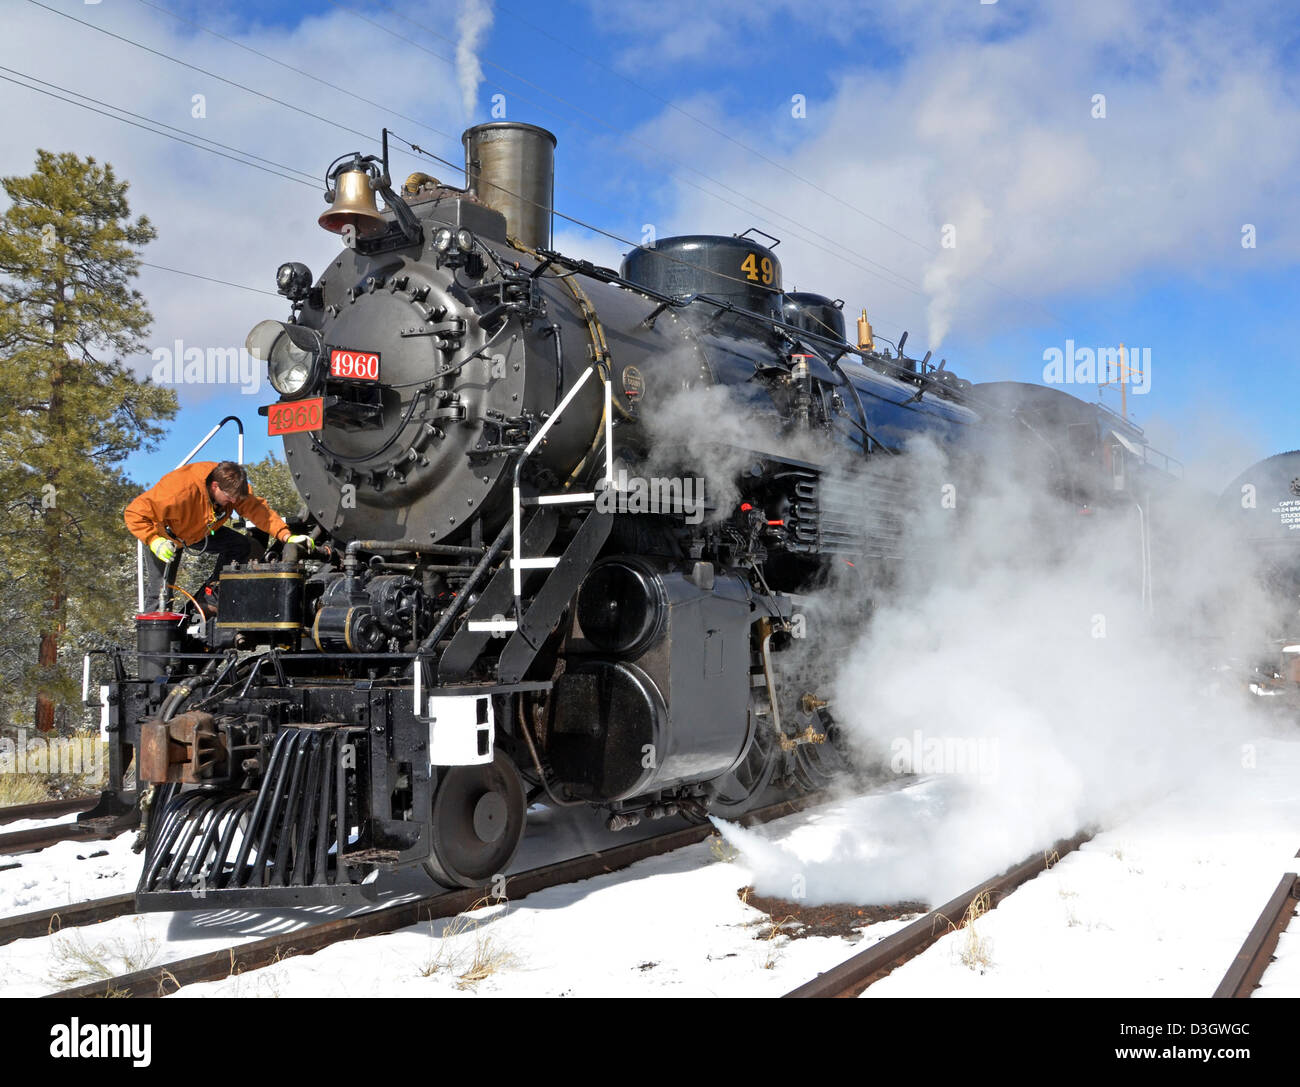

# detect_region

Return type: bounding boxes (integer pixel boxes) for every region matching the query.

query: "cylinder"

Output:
[135,612,184,680]
[462,122,556,250]
[577,561,667,657]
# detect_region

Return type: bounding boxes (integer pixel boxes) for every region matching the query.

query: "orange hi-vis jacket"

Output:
[124,462,290,549]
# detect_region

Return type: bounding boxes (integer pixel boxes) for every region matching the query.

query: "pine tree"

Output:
[245,452,304,523]
[0,150,178,732]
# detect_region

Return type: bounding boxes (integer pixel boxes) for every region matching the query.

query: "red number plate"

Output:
[268,397,324,436]
[329,348,381,382]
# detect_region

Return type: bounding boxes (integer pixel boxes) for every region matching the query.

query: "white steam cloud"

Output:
[716,430,1278,908]
[455,0,494,121]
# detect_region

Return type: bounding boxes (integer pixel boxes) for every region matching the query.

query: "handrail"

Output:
[1142,444,1183,478]
[510,362,612,622]
[136,416,245,612]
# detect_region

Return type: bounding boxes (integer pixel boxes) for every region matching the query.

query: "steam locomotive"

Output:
[88,123,1180,910]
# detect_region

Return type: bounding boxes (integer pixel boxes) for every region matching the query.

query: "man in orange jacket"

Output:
[125,460,312,611]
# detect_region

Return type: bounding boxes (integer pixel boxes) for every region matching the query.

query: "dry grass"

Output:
[50,922,159,987]
[0,723,110,802]
[760,914,799,969]
[939,891,993,971]
[0,774,50,807]
[1059,886,1082,928]
[456,932,517,988]
[418,896,516,989]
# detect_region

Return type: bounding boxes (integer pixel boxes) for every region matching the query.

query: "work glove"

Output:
[150,537,178,563]
[284,534,316,553]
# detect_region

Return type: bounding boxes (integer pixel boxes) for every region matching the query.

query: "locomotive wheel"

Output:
[791,722,850,793]
[423,751,527,890]
[706,722,782,819]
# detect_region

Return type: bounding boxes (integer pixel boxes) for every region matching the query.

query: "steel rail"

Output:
[783,831,1095,998]
[0,797,96,825]
[0,893,136,947]
[1213,872,1300,999]
[0,822,116,856]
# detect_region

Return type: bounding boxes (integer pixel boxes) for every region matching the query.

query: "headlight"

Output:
[245,319,323,399]
[432,227,453,254]
[276,261,313,301]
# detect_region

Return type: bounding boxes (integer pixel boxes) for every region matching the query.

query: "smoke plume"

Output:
[455,0,494,121]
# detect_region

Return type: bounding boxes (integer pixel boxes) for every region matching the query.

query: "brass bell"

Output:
[319,167,387,238]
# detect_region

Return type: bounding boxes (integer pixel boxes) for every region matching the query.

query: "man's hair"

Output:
[207,461,249,499]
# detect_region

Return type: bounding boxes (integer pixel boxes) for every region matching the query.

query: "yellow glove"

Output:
[150,537,178,563]
[284,534,315,553]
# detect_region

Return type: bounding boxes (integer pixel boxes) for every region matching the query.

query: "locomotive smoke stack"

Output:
[462,122,556,251]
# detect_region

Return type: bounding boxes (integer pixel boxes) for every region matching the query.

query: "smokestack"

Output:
[462,122,556,251]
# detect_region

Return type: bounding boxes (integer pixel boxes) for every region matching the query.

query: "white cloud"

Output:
[0,1,464,467]
[609,1,1300,352]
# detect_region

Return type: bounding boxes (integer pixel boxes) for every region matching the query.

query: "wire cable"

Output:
[0,68,317,189]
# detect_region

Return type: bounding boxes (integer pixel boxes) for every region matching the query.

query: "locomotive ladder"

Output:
[437,363,614,685]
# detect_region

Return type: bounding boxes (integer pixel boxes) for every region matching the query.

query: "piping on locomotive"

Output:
[84,123,1181,910]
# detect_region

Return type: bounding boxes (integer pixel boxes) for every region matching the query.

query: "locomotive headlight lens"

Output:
[432,227,453,253]
[275,261,313,301]
[245,319,323,398]
[455,228,473,252]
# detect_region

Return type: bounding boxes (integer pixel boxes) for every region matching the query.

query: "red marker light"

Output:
[740,503,753,512]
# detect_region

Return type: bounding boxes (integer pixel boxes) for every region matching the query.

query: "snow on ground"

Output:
[170,827,916,999]
[1256,927,1300,996]
[168,738,1300,998]
[0,811,82,834]
[5,736,1300,998]
[0,832,139,915]
[0,828,426,998]
[863,736,1300,997]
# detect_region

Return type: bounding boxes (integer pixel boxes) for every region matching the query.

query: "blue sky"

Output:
[2,0,1298,497]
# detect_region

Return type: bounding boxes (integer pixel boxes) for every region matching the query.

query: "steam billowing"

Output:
[710,415,1280,907]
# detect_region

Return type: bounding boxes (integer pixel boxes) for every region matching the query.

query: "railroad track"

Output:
[0,796,128,858]
[782,830,1095,998]
[43,793,827,998]
[1213,870,1300,998]
[0,797,96,826]
[0,821,122,858]
[0,893,136,947]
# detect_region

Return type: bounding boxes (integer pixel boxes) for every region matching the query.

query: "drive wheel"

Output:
[707,719,782,818]
[423,751,527,889]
